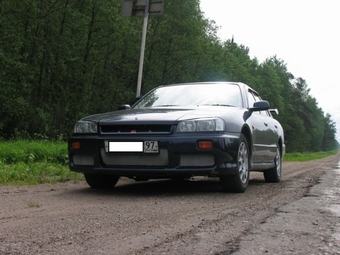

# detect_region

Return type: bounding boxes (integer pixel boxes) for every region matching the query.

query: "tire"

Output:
[84,173,119,189]
[264,144,282,183]
[220,134,250,193]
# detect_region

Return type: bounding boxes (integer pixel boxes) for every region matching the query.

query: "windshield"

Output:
[133,83,243,108]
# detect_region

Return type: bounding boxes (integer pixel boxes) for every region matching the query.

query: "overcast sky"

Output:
[200,0,340,142]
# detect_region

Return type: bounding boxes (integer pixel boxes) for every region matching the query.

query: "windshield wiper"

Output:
[154,105,178,107]
[201,104,235,107]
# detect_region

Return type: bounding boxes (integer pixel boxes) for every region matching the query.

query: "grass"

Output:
[0,140,83,186]
[284,150,339,162]
[27,201,41,208]
[0,140,68,164]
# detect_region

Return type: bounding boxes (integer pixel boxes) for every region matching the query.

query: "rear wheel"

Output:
[264,144,282,183]
[84,173,119,189]
[220,134,250,193]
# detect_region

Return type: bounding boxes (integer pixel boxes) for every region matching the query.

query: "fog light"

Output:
[73,153,94,166]
[72,142,80,149]
[198,141,213,149]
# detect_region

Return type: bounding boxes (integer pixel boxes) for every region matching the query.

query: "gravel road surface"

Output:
[1,153,339,255]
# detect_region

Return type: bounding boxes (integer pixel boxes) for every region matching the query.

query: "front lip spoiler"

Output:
[69,165,239,177]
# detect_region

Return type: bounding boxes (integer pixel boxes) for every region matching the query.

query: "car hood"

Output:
[82,106,243,124]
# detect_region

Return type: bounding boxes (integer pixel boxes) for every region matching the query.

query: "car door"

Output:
[262,109,280,161]
[246,90,273,164]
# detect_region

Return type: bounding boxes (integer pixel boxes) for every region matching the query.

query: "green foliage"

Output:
[0,140,83,185]
[0,140,68,164]
[0,162,83,185]
[0,0,338,152]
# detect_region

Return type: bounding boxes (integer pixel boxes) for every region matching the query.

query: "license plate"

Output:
[143,141,159,153]
[107,141,159,153]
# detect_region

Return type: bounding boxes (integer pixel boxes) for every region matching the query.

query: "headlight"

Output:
[74,121,98,133]
[176,118,225,132]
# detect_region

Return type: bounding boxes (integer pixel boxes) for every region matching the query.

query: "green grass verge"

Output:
[0,140,83,186]
[0,140,68,164]
[284,150,339,162]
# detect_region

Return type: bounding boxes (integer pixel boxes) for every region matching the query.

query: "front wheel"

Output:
[220,134,250,193]
[84,173,119,189]
[263,144,282,183]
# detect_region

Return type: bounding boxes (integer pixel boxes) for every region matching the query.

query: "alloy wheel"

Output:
[238,141,249,184]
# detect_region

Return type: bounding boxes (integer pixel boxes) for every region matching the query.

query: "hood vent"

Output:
[100,124,173,134]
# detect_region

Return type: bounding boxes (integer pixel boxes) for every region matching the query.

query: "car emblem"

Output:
[131,130,137,134]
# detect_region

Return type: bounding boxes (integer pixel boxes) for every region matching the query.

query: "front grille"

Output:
[101,148,168,166]
[180,154,215,167]
[100,124,172,134]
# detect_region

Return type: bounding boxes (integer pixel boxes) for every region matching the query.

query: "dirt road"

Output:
[1,153,339,255]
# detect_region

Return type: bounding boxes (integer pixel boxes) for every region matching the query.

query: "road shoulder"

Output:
[232,162,340,255]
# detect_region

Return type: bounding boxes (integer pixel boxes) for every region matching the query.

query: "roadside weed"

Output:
[0,140,84,185]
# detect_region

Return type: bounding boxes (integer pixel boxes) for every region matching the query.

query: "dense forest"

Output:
[0,0,338,152]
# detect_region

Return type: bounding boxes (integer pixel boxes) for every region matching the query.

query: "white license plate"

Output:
[143,141,159,153]
[108,141,159,153]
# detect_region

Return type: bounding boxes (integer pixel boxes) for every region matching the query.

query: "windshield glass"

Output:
[133,83,243,108]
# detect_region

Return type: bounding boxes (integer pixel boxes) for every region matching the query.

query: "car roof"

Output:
[163,81,242,86]
[156,81,259,95]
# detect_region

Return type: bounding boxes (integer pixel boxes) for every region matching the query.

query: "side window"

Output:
[247,90,261,115]
[252,93,263,115]
[247,91,256,108]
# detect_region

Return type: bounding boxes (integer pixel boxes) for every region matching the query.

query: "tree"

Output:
[322,114,337,151]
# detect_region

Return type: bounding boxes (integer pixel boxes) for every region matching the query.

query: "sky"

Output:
[199,0,340,142]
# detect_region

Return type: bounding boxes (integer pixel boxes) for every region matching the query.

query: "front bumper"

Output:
[68,133,240,178]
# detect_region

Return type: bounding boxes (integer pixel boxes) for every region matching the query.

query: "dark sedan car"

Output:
[68,82,285,193]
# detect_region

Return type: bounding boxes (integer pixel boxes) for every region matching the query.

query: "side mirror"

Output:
[118,104,131,110]
[249,100,270,112]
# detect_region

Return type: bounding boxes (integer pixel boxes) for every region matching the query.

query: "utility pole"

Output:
[136,0,149,98]
[121,0,164,97]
